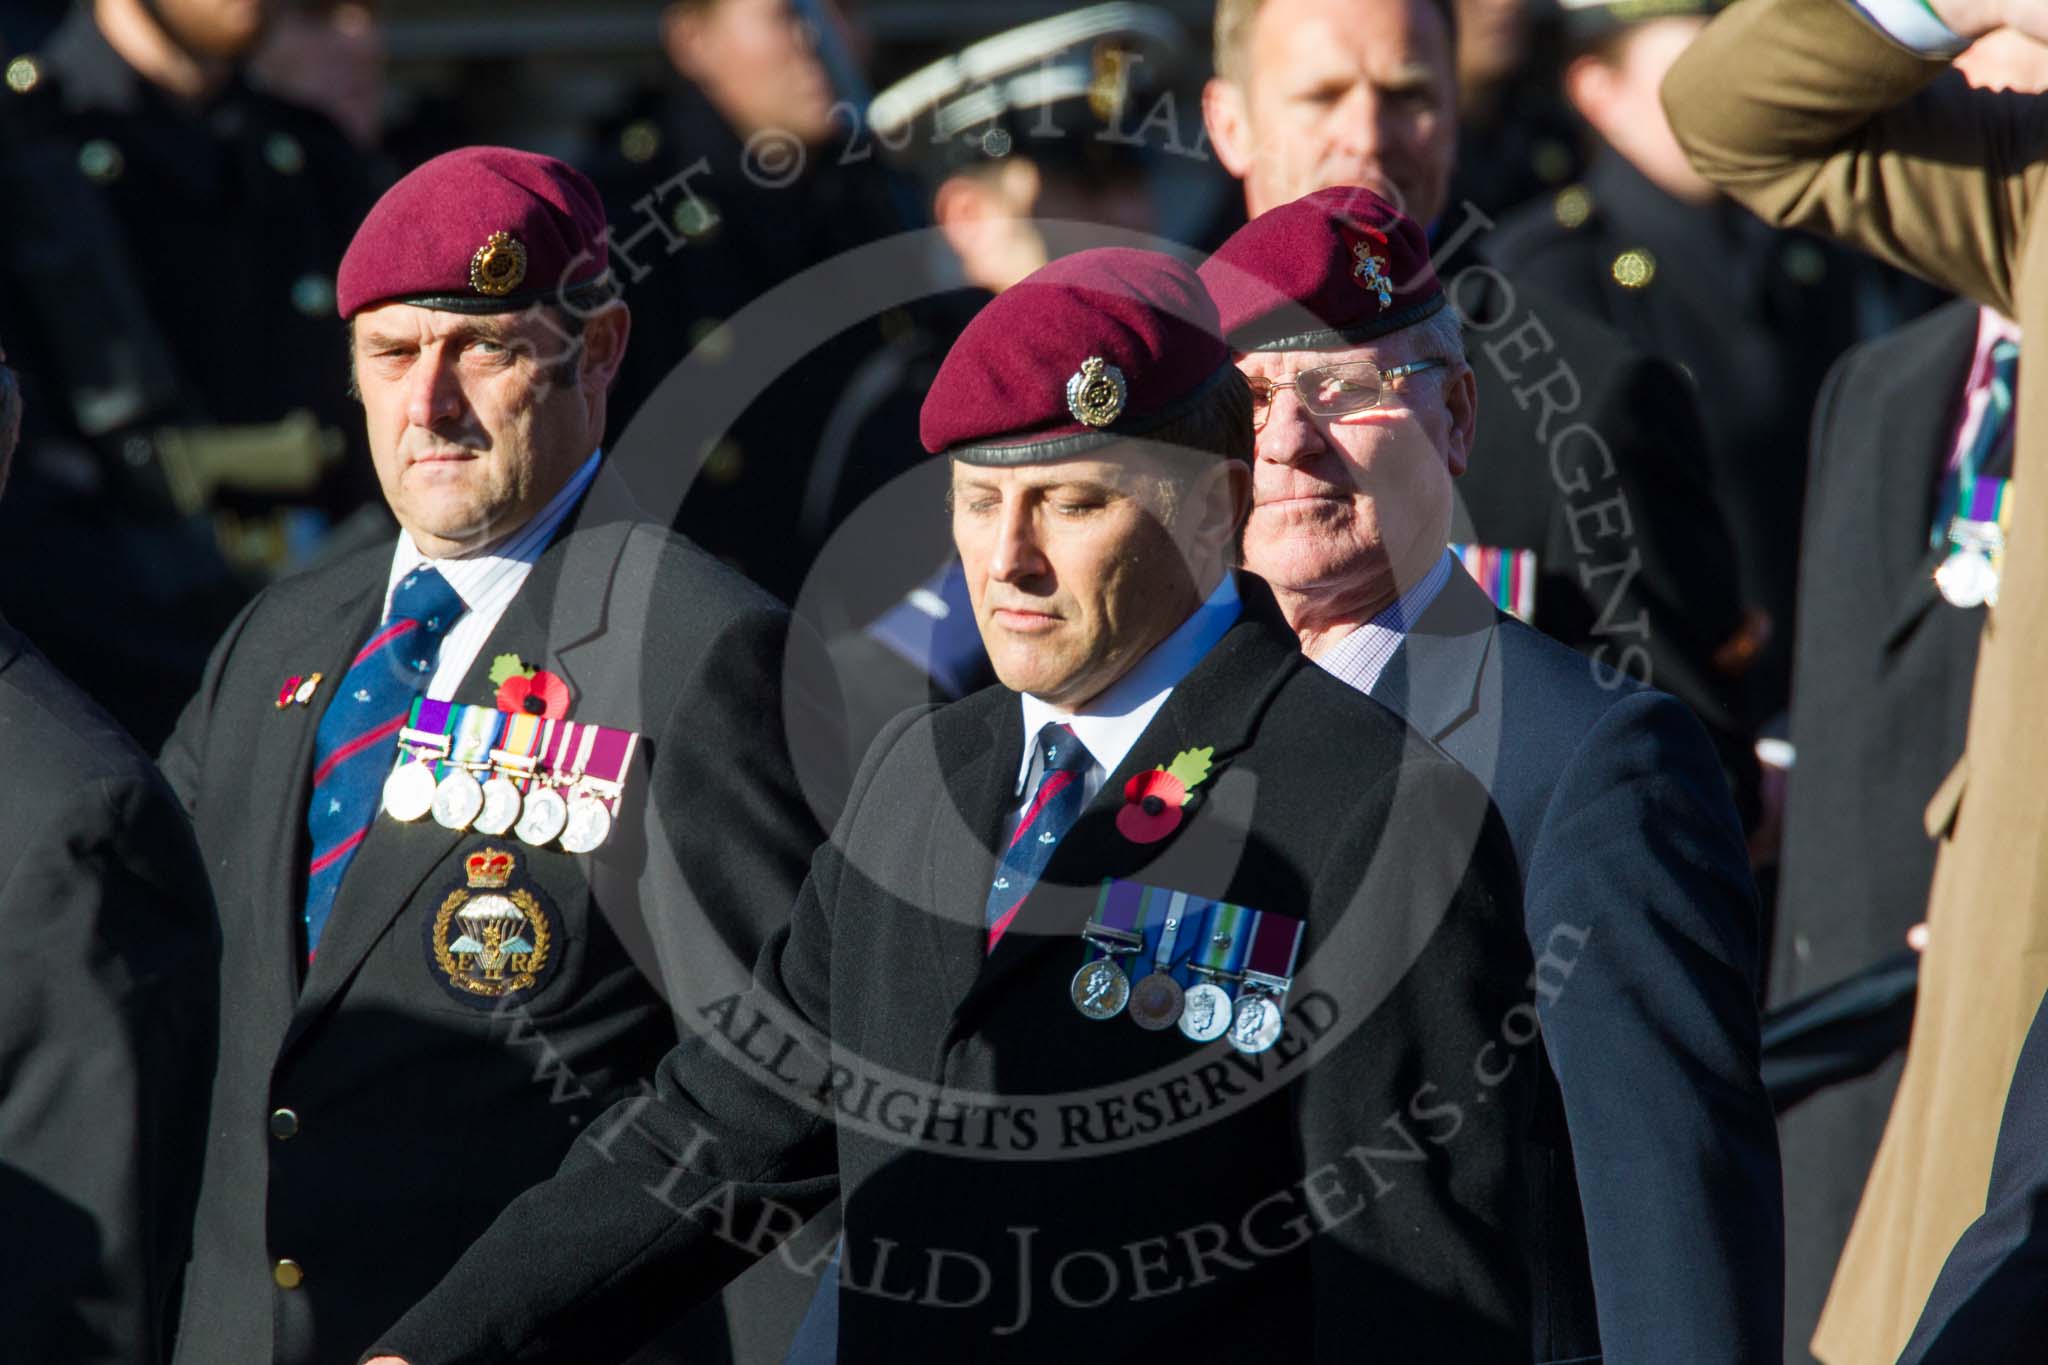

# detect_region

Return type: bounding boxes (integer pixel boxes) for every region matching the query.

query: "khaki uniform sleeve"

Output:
[1662,0,2048,316]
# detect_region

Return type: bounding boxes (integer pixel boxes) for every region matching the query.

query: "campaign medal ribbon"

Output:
[1936,476,2014,609]
[431,704,506,831]
[1179,901,1253,1043]
[515,720,574,847]
[1071,878,1146,1021]
[1127,889,1198,1031]
[1228,912,1306,1055]
[382,697,453,822]
[475,710,546,836]
[560,725,639,854]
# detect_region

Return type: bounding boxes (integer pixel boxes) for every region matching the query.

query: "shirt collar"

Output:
[1014,572,1242,795]
[1970,306,2022,383]
[386,448,602,614]
[1314,549,1456,690]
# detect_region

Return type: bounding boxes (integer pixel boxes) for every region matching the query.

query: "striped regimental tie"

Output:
[985,722,1092,951]
[302,566,466,958]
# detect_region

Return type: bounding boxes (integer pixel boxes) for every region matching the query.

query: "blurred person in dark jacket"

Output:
[0,341,220,1365]
[0,0,376,751]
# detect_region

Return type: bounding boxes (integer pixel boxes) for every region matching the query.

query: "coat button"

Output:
[269,1107,300,1140]
[274,1259,304,1289]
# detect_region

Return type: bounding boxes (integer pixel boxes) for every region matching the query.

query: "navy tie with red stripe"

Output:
[302,566,466,958]
[986,722,1092,951]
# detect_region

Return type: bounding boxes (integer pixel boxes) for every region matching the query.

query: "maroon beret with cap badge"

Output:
[1199,186,1445,353]
[920,246,1237,464]
[336,146,612,320]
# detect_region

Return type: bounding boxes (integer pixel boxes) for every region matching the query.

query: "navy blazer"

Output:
[1369,566,1780,1364]
[1899,985,2048,1364]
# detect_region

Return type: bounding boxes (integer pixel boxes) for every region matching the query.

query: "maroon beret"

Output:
[1199,186,1444,353]
[921,247,1235,465]
[337,146,612,320]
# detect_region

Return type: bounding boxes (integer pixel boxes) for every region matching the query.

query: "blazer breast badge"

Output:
[425,845,560,1007]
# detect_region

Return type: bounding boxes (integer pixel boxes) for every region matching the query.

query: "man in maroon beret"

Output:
[1201,183,1781,1363]
[363,245,1539,1364]
[1201,0,1766,831]
[155,145,846,1365]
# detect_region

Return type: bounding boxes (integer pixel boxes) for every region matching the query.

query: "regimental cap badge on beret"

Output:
[1343,223,1395,310]
[1201,185,1445,353]
[469,230,528,298]
[919,247,1233,464]
[1066,355,1128,427]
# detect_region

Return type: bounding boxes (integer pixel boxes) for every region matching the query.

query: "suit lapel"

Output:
[920,698,1023,1011]
[1371,567,1500,745]
[950,587,1304,1026]
[285,472,646,1049]
[263,565,386,1005]
[1879,303,1982,650]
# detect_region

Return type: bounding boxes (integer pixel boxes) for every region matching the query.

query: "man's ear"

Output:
[1201,78,1257,182]
[1183,457,1255,568]
[578,302,632,394]
[1561,52,1613,130]
[932,162,1049,293]
[660,1,710,81]
[1441,364,1477,478]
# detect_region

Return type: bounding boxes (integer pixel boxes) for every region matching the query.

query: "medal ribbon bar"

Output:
[1189,900,1253,983]
[1142,889,1198,977]
[490,712,547,786]
[575,724,640,809]
[1241,911,1304,995]
[1082,877,1148,959]
[441,704,505,778]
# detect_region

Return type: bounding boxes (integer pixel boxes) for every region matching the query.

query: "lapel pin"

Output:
[276,672,324,708]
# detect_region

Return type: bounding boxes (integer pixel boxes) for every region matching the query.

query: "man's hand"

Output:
[1929,0,2048,45]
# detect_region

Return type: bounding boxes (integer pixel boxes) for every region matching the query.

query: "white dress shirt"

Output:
[1008,573,1242,834]
[380,449,602,700]
[1851,0,1969,55]
[1310,550,1457,696]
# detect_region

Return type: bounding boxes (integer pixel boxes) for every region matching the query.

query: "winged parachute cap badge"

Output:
[1065,355,1128,428]
[469,229,528,297]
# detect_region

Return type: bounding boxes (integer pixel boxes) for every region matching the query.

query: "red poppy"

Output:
[277,675,303,709]
[1117,769,1188,844]
[495,667,572,719]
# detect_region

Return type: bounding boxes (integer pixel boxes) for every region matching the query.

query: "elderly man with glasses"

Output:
[1201,186,1782,1364]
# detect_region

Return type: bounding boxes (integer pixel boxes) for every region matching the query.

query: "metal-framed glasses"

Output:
[1247,358,1449,430]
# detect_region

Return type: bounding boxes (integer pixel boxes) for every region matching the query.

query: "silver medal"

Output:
[382,761,438,822]
[1178,981,1234,1043]
[1126,972,1186,1031]
[1936,549,1999,609]
[473,775,525,836]
[1228,992,1285,1055]
[1070,959,1130,1020]
[516,785,570,847]
[559,790,614,854]
[431,770,485,830]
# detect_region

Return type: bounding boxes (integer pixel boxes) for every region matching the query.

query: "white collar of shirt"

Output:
[1311,549,1457,696]
[1013,572,1242,801]
[381,448,602,701]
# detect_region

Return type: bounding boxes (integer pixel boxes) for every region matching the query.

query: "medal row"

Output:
[1068,879,1305,1055]
[379,699,640,854]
